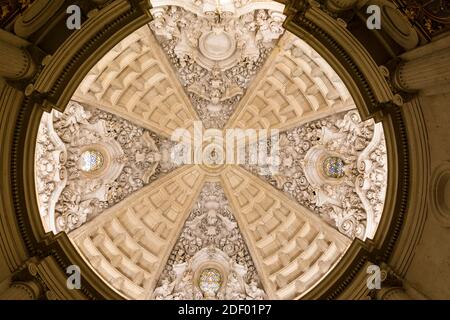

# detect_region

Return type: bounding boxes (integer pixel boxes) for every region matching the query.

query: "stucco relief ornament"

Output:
[153,182,266,300]
[35,113,67,231]
[35,101,177,233]
[245,110,387,240]
[149,4,285,128]
[153,253,266,300]
[191,0,251,8]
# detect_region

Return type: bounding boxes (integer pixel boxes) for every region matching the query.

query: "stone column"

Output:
[376,286,412,300]
[0,280,42,300]
[0,40,36,80]
[393,46,450,92]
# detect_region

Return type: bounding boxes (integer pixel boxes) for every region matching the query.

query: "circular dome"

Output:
[2,0,444,304]
[30,0,391,301]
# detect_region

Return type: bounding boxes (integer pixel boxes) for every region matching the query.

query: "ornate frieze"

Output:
[149,2,285,128]
[35,113,67,233]
[35,101,177,233]
[245,110,388,240]
[153,182,266,300]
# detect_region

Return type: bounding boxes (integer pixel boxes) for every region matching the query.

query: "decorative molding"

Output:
[245,110,388,240]
[152,182,266,300]
[149,2,286,128]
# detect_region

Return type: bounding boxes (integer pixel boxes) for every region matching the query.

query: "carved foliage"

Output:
[150,5,285,128]
[35,101,178,233]
[153,182,266,300]
[245,110,388,240]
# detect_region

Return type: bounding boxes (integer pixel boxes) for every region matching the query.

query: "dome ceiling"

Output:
[34,0,388,300]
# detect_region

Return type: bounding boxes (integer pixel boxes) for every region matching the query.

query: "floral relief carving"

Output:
[153,182,266,300]
[149,4,285,128]
[35,113,67,232]
[35,101,178,233]
[245,110,388,240]
[153,258,266,300]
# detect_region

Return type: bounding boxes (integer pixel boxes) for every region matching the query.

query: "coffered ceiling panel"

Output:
[73,26,199,138]
[69,166,206,299]
[220,166,351,299]
[227,32,356,131]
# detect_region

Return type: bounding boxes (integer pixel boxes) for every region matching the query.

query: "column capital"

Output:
[0,258,48,300]
[13,0,65,39]
[0,280,42,300]
[393,46,450,93]
[0,39,37,80]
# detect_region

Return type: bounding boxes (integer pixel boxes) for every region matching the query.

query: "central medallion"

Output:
[199,30,236,61]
